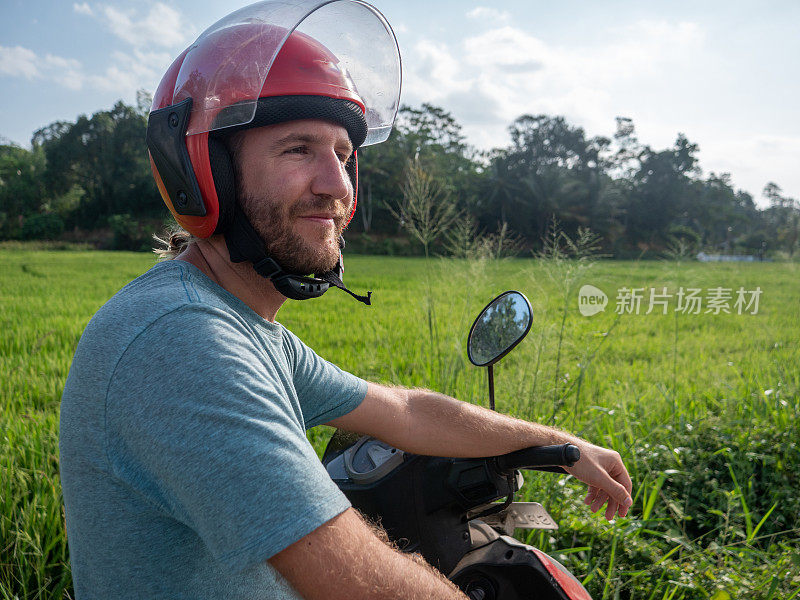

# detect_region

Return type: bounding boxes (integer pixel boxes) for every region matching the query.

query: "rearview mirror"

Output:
[468,291,532,367]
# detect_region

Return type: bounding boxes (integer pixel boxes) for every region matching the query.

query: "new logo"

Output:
[578,285,608,316]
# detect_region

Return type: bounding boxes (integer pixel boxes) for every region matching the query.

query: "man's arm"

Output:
[326,383,633,520]
[269,507,467,600]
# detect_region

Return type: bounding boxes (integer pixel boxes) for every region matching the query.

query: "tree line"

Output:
[1,93,798,257]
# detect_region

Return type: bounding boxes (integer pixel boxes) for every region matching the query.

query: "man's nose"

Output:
[310,150,351,203]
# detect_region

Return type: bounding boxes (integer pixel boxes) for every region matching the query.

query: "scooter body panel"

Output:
[324,436,593,598]
[329,448,474,573]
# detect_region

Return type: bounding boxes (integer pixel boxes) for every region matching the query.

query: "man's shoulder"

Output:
[90,260,251,335]
[71,261,266,381]
[105,259,220,314]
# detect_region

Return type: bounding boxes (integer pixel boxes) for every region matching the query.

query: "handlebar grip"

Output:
[495,443,581,472]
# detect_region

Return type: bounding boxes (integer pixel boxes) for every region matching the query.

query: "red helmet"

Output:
[146,0,401,239]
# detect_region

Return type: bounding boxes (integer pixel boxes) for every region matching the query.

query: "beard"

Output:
[241,192,349,276]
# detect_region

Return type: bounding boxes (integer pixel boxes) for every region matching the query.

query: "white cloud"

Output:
[401,17,798,202]
[14,3,189,97]
[463,27,546,72]
[0,45,86,90]
[1,5,187,99]
[410,40,466,95]
[466,7,510,23]
[73,2,93,16]
[0,46,41,79]
[702,134,800,204]
[401,19,707,149]
[95,3,192,49]
[44,54,85,91]
[0,43,167,96]
[631,20,703,46]
[87,48,173,93]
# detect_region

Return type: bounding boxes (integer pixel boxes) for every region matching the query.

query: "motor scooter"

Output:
[322,291,593,599]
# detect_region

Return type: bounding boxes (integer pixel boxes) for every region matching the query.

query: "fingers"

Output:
[605,499,619,521]
[605,454,633,517]
[594,467,632,509]
[615,481,631,518]
[572,442,634,520]
[585,488,628,520]
[615,461,633,496]
[582,463,633,520]
[583,486,599,507]
[590,491,609,513]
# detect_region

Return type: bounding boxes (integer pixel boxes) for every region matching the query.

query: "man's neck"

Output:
[177,236,286,322]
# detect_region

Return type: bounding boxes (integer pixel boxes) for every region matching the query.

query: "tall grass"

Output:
[1,247,798,598]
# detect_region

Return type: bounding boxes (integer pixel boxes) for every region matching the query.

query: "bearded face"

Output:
[228,120,355,276]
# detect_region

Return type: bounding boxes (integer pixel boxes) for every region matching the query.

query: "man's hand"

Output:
[566,441,633,520]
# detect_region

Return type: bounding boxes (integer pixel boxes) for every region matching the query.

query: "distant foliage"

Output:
[2,97,798,257]
[108,214,150,251]
[21,213,64,240]
[1,96,160,245]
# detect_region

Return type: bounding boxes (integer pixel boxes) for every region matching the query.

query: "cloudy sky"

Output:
[2,0,798,206]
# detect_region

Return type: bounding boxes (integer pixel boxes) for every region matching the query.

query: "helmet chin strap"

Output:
[224,202,371,305]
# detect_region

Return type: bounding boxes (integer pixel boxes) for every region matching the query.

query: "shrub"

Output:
[21,213,64,240]
[108,214,149,251]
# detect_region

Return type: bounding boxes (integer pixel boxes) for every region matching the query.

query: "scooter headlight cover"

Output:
[532,548,593,600]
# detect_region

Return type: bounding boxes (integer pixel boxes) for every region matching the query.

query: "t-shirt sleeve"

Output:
[282,328,368,429]
[104,304,352,572]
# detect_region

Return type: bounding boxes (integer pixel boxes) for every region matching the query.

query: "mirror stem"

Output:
[488,364,495,411]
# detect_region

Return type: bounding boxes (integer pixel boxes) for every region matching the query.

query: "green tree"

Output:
[488,114,611,246]
[33,101,159,229]
[625,133,700,248]
[761,182,800,257]
[684,173,760,252]
[354,104,483,243]
[0,143,47,238]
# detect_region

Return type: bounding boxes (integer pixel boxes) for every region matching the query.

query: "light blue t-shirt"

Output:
[59,260,367,599]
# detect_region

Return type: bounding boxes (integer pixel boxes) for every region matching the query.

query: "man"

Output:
[59,2,632,599]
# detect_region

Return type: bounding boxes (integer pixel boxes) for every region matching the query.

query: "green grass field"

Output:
[2,248,798,599]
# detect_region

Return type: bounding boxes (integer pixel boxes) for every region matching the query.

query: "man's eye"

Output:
[286,146,307,155]
[338,152,353,164]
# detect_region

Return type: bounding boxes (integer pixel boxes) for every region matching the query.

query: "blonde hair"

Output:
[153,226,197,260]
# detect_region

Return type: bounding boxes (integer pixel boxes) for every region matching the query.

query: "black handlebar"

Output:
[494,443,580,473]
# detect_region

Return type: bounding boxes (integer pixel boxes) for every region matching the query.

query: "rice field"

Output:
[1,247,798,599]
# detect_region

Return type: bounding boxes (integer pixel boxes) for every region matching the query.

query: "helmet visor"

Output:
[172,0,401,146]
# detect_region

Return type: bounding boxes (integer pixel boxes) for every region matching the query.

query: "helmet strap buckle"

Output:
[252,257,283,279]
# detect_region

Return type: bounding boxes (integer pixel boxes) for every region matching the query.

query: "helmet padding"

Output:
[214,95,367,148]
